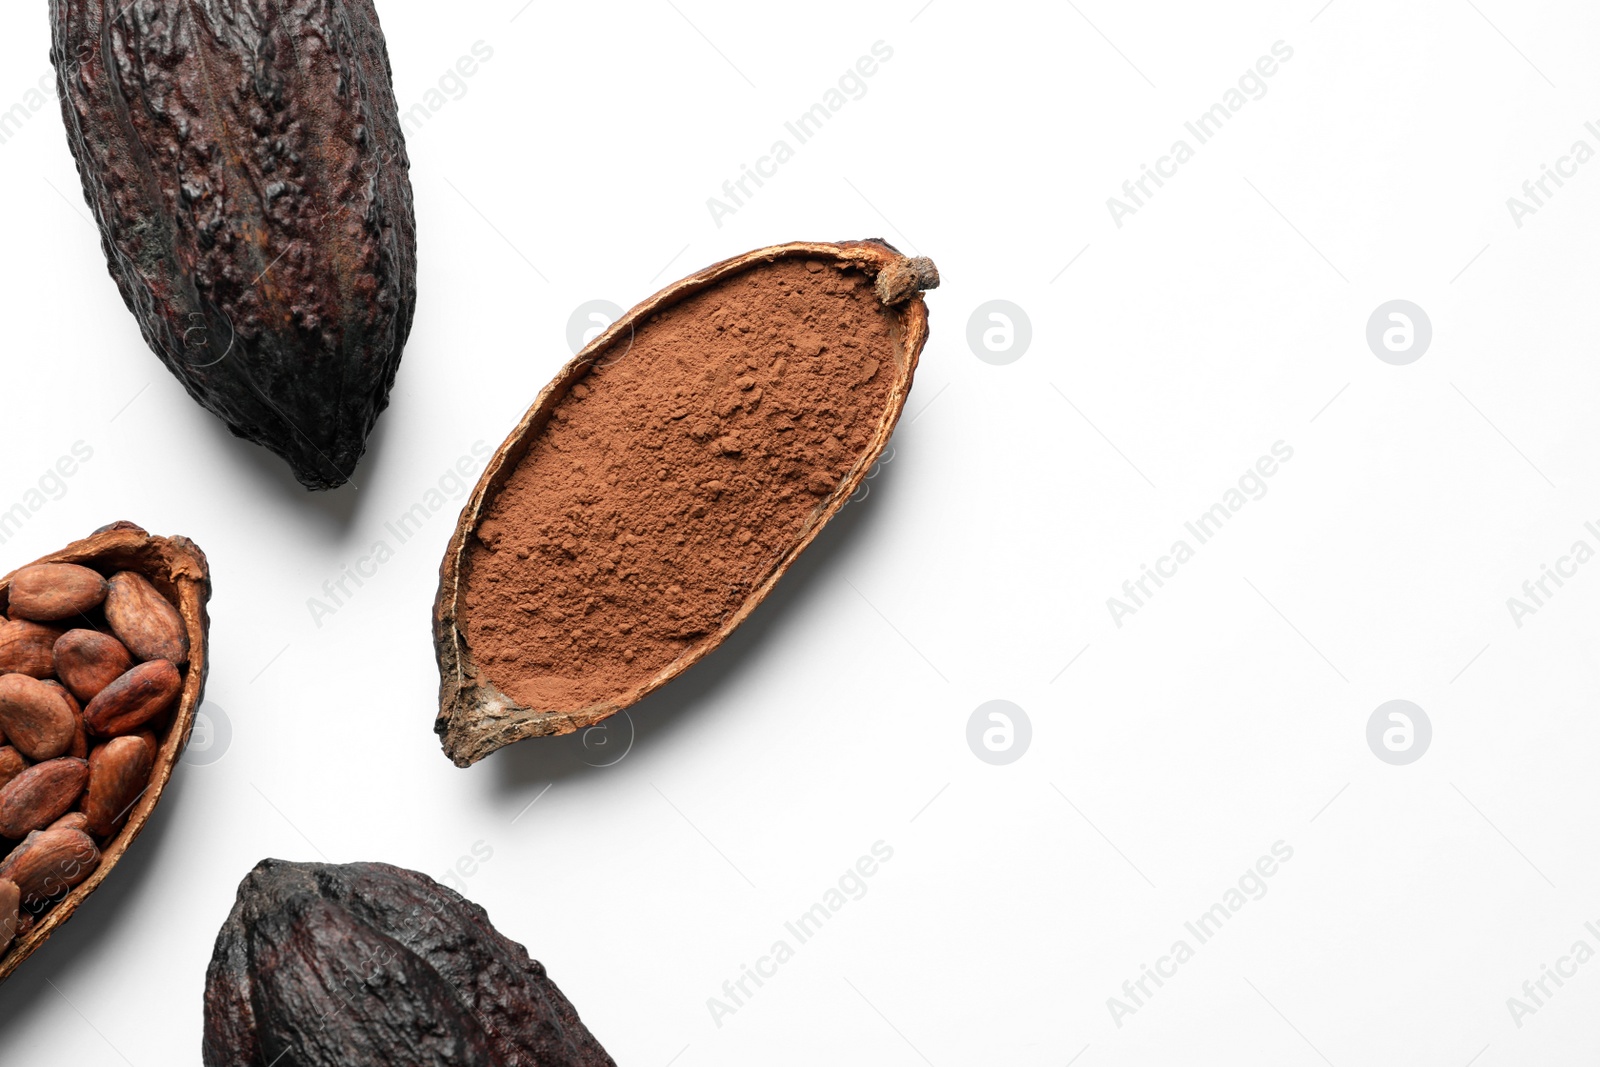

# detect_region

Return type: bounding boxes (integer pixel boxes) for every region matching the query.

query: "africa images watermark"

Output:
[0,441,94,548]
[1503,518,1600,629]
[1107,840,1295,1028]
[1504,120,1600,230]
[1504,919,1600,1029]
[400,40,496,137]
[1106,41,1295,228]
[706,41,895,228]
[306,441,491,627]
[706,841,895,1028]
[1106,441,1295,628]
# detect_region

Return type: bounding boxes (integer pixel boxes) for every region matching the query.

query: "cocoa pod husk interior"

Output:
[434,239,936,766]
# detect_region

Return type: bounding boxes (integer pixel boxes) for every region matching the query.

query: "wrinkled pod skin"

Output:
[204,860,616,1067]
[50,0,417,490]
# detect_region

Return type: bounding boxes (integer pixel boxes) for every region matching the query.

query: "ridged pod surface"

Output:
[50,0,417,489]
[204,860,615,1067]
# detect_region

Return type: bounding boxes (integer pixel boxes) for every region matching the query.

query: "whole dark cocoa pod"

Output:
[50,1,417,490]
[204,860,615,1067]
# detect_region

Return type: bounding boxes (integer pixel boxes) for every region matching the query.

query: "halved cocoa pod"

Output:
[0,621,65,679]
[204,860,615,1067]
[54,629,133,702]
[50,1,417,490]
[7,565,107,622]
[0,523,210,983]
[83,738,153,839]
[84,660,181,737]
[104,573,189,664]
[0,759,89,840]
[434,240,937,765]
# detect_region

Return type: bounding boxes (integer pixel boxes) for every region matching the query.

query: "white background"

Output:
[0,1,1597,1064]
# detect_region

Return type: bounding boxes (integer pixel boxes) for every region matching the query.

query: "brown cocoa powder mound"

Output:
[461,258,898,712]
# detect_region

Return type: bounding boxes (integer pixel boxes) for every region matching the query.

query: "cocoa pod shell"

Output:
[83,737,153,839]
[0,759,89,839]
[434,239,936,765]
[0,829,99,911]
[50,0,417,490]
[54,629,134,703]
[0,620,66,679]
[7,564,108,622]
[204,860,615,1067]
[0,675,76,761]
[0,880,16,958]
[0,523,210,984]
[84,660,181,737]
[104,572,189,664]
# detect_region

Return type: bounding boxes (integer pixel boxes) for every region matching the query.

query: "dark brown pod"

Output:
[50,0,417,490]
[0,523,211,983]
[434,240,937,765]
[204,860,615,1067]
[7,565,108,622]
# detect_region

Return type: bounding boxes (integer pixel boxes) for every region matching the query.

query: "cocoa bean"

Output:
[0,621,65,679]
[39,681,87,760]
[47,812,87,833]
[204,861,615,1067]
[84,661,181,737]
[103,573,188,664]
[0,675,76,761]
[6,564,107,622]
[0,759,89,839]
[54,629,133,702]
[83,738,152,838]
[50,0,417,490]
[0,750,23,792]
[0,828,98,910]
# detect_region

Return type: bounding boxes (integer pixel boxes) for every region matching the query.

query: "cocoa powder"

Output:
[461,258,899,711]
